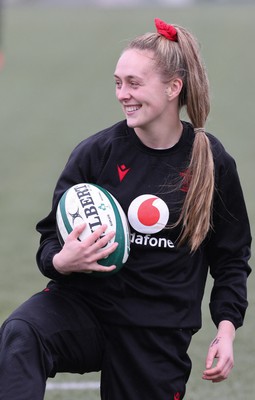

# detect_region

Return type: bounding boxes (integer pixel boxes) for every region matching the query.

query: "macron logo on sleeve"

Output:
[117,164,131,182]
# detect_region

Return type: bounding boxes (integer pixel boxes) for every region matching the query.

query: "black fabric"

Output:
[0,285,192,400]
[100,325,192,400]
[0,287,105,400]
[0,320,48,400]
[36,120,251,330]
[0,120,251,399]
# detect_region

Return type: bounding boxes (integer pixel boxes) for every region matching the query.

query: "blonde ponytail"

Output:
[176,129,214,251]
[173,25,214,251]
[126,21,215,251]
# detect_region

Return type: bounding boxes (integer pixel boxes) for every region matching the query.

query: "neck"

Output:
[134,120,183,149]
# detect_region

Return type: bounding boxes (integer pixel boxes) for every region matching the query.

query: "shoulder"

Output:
[74,120,128,154]
[206,132,241,194]
[184,121,239,182]
[206,132,237,171]
[184,122,236,169]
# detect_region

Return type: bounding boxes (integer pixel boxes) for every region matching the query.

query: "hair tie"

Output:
[194,127,205,134]
[154,18,178,42]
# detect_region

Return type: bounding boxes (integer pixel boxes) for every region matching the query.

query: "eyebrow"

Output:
[114,74,143,81]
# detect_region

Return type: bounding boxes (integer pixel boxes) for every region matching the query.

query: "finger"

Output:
[82,241,119,266]
[202,360,230,382]
[83,224,111,246]
[83,263,117,274]
[95,264,117,273]
[93,231,116,251]
[77,238,118,268]
[202,366,220,380]
[203,370,227,383]
[85,230,117,257]
[68,223,87,240]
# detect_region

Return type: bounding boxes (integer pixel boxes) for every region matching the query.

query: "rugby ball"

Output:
[56,183,130,276]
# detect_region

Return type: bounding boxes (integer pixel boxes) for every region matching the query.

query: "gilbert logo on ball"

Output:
[56,183,130,276]
[128,195,169,234]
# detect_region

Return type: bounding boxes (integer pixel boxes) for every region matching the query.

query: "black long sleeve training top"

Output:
[36,120,252,330]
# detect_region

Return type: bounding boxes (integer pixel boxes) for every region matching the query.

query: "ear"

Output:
[165,78,183,100]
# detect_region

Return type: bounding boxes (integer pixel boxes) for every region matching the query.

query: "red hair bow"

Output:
[154,18,178,42]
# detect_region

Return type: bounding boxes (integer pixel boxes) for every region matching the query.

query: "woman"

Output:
[0,18,251,400]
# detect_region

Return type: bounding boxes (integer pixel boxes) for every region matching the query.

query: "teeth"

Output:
[126,106,140,112]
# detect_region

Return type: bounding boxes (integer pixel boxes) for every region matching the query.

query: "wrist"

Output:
[217,320,236,341]
[53,253,71,275]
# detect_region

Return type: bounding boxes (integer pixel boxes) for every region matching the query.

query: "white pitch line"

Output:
[46,381,100,391]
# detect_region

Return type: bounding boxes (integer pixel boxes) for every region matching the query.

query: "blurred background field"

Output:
[0,2,254,399]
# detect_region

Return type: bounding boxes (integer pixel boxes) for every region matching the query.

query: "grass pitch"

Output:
[0,4,254,399]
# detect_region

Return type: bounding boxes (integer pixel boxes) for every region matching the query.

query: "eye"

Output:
[115,80,122,89]
[130,81,139,88]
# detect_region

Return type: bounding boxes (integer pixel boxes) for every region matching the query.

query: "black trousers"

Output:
[0,282,192,400]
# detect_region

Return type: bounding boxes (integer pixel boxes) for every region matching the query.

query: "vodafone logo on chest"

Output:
[128,195,169,234]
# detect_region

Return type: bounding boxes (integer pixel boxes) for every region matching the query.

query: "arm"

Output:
[207,151,251,329]
[36,136,117,278]
[204,143,252,381]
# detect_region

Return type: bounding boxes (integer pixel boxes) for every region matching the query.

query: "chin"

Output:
[126,118,141,129]
[126,120,135,128]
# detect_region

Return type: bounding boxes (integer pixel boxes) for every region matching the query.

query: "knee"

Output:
[0,319,52,390]
[0,319,37,351]
[0,318,53,378]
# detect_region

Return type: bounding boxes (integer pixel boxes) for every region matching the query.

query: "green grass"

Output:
[0,4,254,399]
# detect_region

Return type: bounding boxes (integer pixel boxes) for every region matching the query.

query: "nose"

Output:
[116,84,131,102]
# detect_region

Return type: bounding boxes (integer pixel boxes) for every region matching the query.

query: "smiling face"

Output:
[114,49,173,134]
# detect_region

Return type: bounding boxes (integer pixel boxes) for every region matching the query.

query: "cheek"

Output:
[115,89,121,101]
[148,96,167,112]
[147,85,165,103]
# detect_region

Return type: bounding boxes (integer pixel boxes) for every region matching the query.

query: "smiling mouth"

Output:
[125,105,141,113]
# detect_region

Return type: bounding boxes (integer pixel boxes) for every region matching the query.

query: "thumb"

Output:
[205,346,217,369]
